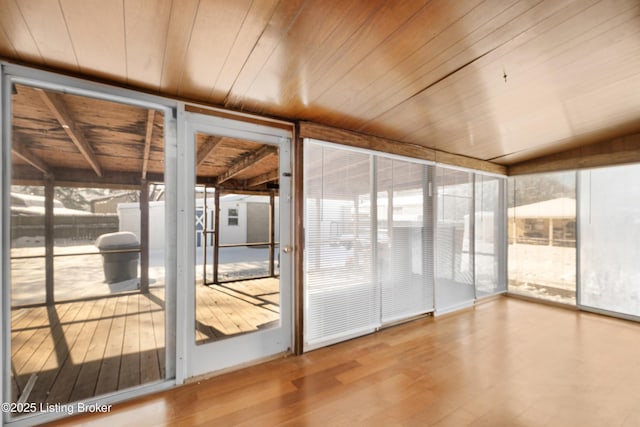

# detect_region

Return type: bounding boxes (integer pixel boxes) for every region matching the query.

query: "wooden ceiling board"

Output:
[304,0,488,124]
[423,3,640,160]
[321,0,545,129]
[0,0,42,64]
[27,148,88,169]
[207,0,280,104]
[223,0,306,109]
[124,0,172,90]
[195,135,279,182]
[247,0,430,117]
[0,23,17,58]
[157,0,199,95]
[12,88,59,127]
[231,0,387,114]
[2,0,640,169]
[177,0,253,99]
[58,0,127,81]
[196,164,228,178]
[356,0,599,142]
[232,152,279,181]
[217,140,265,155]
[12,0,78,70]
[359,0,640,160]
[224,0,369,109]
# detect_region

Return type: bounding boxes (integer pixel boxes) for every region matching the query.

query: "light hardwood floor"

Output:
[43,296,640,426]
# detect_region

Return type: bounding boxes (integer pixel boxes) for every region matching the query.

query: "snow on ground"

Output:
[11,242,275,306]
[508,243,576,304]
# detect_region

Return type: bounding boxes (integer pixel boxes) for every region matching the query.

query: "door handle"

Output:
[283,246,292,253]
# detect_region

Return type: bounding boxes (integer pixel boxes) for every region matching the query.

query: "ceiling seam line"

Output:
[224,0,310,110]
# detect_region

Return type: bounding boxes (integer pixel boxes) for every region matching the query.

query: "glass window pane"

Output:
[377,157,433,322]
[475,175,506,297]
[508,171,576,304]
[579,164,640,316]
[194,136,281,345]
[304,142,378,349]
[435,167,475,312]
[9,84,167,414]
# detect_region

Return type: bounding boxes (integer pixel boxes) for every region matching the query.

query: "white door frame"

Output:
[176,108,293,381]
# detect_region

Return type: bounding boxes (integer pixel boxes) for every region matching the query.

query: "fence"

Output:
[11,214,119,243]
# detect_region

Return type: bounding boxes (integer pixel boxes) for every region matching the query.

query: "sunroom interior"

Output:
[1,0,640,425]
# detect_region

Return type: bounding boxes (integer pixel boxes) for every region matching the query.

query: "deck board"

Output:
[14,301,83,394]
[196,278,281,344]
[118,295,141,390]
[148,290,166,376]
[94,294,127,396]
[139,293,160,384]
[28,300,92,403]
[11,277,278,406]
[46,298,105,403]
[69,296,117,402]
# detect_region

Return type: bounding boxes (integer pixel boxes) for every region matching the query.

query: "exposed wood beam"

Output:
[141,110,156,180]
[196,176,273,194]
[196,136,223,166]
[217,145,277,185]
[11,135,53,177]
[216,187,277,197]
[508,131,640,175]
[246,169,279,187]
[298,122,507,175]
[36,88,103,177]
[12,165,162,189]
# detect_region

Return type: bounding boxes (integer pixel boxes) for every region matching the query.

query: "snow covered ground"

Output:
[11,243,276,306]
[508,243,576,304]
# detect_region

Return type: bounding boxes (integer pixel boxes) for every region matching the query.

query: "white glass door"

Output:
[181,112,291,378]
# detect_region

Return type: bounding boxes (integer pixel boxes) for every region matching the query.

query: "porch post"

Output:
[44,178,54,305]
[140,180,149,293]
[269,190,275,277]
[213,188,220,284]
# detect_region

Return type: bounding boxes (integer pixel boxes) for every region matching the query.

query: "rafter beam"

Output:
[217,145,277,185]
[12,165,162,189]
[196,135,223,166]
[246,169,279,187]
[141,109,156,179]
[11,134,53,177]
[36,88,103,177]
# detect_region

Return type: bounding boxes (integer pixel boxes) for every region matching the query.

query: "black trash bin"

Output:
[95,231,140,284]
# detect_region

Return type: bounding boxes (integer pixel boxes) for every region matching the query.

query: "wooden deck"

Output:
[196,278,280,344]
[11,278,279,406]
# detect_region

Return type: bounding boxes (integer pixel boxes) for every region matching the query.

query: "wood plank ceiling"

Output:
[1,0,639,166]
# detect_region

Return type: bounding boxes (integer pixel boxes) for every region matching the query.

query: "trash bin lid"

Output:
[95,231,139,249]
